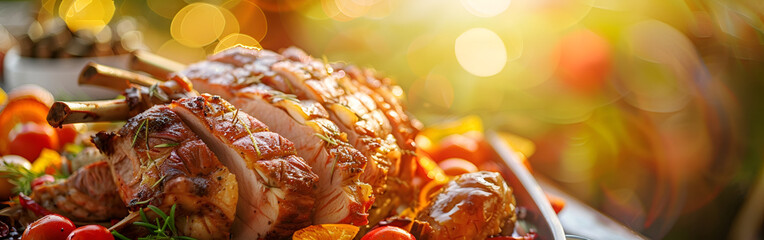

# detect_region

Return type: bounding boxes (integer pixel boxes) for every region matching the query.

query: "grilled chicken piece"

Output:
[415,171,516,240]
[92,104,239,239]
[179,49,373,226]
[32,161,127,222]
[168,95,319,239]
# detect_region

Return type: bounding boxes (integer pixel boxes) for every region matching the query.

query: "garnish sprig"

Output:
[112,204,196,240]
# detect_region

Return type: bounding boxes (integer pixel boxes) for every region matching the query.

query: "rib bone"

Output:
[47,99,132,127]
[129,50,185,79]
[80,62,161,90]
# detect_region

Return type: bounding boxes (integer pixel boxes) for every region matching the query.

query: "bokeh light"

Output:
[170,3,226,48]
[59,0,115,33]
[455,28,507,77]
[460,0,512,17]
[157,39,206,64]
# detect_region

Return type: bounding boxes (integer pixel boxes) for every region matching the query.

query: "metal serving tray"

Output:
[487,132,566,240]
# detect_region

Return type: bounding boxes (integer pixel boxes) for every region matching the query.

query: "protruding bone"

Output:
[79,62,162,91]
[129,50,185,79]
[47,99,132,127]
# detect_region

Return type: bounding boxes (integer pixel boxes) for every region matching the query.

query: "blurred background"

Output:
[0,0,762,239]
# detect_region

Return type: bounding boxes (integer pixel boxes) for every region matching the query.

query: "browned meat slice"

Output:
[334,64,421,180]
[415,171,516,240]
[181,49,374,226]
[272,48,413,227]
[32,161,127,222]
[271,48,401,196]
[92,105,239,240]
[168,95,319,239]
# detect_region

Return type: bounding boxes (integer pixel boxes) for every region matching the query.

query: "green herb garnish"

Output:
[145,118,151,160]
[151,175,166,188]
[238,74,264,86]
[314,133,338,146]
[269,90,299,103]
[113,204,196,240]
[242,123,261,156]
[149,83,170,102]
[132,119,147,147]
[0,163,42,195]
[154,143,179,148]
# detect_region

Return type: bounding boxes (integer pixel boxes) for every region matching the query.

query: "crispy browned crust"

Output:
[172,95,319,239]
[96,105,239,239]
[415,171,517,240]
[32,161,128,222]
[181,53,374,226]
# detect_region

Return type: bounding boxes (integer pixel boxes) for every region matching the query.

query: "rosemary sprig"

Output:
[227,105,261,156]
[151,175,166,188]
[269,90,299,103]
[113,204,196,240]
[149,83,170,102]
[242,123,262,156]
[230,109,239,124]
[238,74,264,86]
[132,119,147,147]
[154,143,179,148]
[314,133,338,146]
[0,163,42,195]
[145,118,151,161]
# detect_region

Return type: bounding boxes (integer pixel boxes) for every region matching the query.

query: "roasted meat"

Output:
[168,95,319,239]
[175,47,419,226]
[32,161,127,222]
[415,171,516,240]
[92,104,239,239]
[272,48,402,196]
[177,49,374,226]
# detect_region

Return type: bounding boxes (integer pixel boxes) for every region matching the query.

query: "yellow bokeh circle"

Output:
[171,3,226,48]
[455,28,507,77]
[58,0,115,33]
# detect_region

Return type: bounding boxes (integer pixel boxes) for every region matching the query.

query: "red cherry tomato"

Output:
[431,134,486,164]
[21,214,76,240]
[7,122,59,161]
[66,225,114,240]
[438,158,479,176]
[55,125,78,148]
[361,226,415,240]
[31,175,55,191]
[556,29,611,94]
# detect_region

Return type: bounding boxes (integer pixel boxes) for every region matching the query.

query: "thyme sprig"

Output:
[315,133,338,146]
[112,204,196,240]
[149,83,170,102]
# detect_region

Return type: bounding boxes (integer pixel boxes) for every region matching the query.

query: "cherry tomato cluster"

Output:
[21,214,113,240]
[0,86,77,162]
